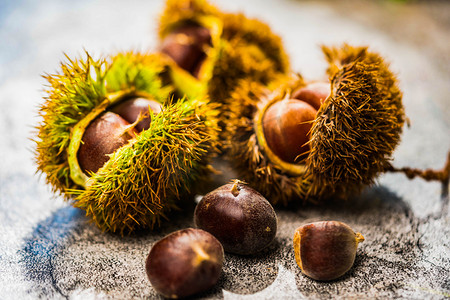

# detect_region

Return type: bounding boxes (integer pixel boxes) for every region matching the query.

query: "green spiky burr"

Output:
[223,44,406,205]
[34,51,220,234]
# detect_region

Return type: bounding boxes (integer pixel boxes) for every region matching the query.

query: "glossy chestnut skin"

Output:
[77,112,137,174]
[111,97,162,132]
[194,181,277,255]
[293,221,365,281]
[262,99,317,163]
[292,82,330,110]
[160,23,211,77]
[146,228,224,299]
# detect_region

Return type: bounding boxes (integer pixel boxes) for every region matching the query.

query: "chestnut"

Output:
[194,180,277,255]
[160,23,211,76]
[146,228,224,299]
[293,221,365,281]
[292,81,330,110]
[111,97,162,132]
[77,112,137,174]
[262,99,317,163]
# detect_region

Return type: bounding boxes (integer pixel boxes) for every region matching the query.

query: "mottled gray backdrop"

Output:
[0,0,449,299]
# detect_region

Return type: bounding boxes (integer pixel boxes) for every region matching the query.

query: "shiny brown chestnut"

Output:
[146,228,224,299]
[262,99,317,163]
[160,23,212,76]
[77,112,137,174]
[293,221,365,281]
[292,81,330,111]
[194,181,277,255]
[111,97,162,132]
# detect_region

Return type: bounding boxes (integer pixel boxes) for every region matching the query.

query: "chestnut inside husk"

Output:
[77,96,161,174]
[262,99,317,163]
[111,97,162,132]
[260,81,331,165]
[292,81,329,110]
[77,112,137,174]
[160,22,212,78]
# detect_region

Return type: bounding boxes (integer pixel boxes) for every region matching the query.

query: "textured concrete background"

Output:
[0,0,449,299]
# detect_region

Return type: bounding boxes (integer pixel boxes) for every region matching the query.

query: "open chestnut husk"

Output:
[34,52,220,234]
[158,0,290,104]
[293,221,365,281]
[146,228,224,299]
[223,44,407,204]
[194,180,277,255]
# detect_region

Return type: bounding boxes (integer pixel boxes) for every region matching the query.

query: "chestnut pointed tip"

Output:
[111,97,162,132]
[355,232,365,243]
[230,180,242,197]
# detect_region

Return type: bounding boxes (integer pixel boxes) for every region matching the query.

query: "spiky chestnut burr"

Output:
[34,51,220,234]
[158,0,290,105]
[223,44,406,204]
[146,228,224,298]
[293,221,365,281]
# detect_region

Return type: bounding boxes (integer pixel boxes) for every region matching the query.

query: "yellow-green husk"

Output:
[35,51,219,234]
[158,0,290,104]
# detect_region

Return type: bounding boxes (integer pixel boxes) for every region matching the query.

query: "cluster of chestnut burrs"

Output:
[34,0,449,297]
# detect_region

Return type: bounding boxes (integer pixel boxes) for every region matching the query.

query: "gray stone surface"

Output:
[0,0,449,299]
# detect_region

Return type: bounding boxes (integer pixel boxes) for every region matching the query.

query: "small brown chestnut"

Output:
[262,99,317,163]
[293,221,365,281]
[77,112,137,174]
[194,180,277,255]
[146,228,224,299]
[111,97,162,132]
[292,81,330,110]
[160,23,211,76]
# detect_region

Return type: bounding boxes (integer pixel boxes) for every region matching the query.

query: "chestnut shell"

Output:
[146,228,224,299]
[77,112,137,174]
[262,99,317,163]
[111,97,162,132]
[194,182,277,255]
[292,82,329,110]
[160,23,211,76]
[293,221,364,281]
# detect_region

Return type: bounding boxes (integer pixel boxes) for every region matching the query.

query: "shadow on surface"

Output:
[20,206,87,298]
